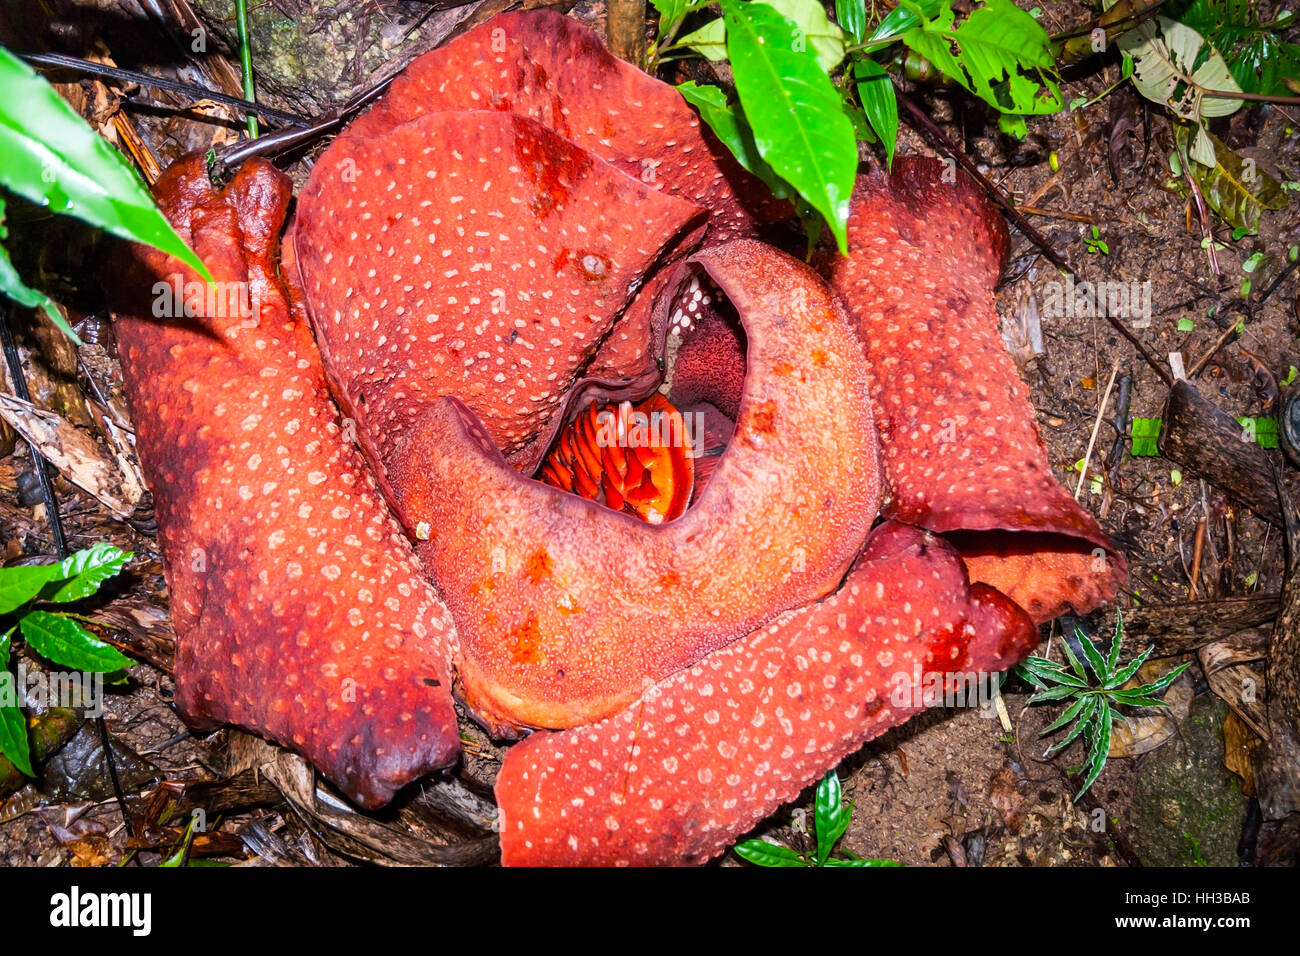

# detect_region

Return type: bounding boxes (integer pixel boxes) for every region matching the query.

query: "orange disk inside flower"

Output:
[539,394,695,524]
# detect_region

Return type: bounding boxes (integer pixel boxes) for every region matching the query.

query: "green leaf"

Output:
[824,856,902,866]
[734,839,807,866]
[722,0,858,253]
[899,0,1062,118]
[653,0,689,36]
[1106,611,1124,672]
[18,609,130,673]
[1043,695,1097,757]
[1170,0,1300,97]
[1026,683,1087,705]
[0,630,34,777]
[676,82,796,202]
[1041,690,1092,735]
[869,0,943,43]
[814,770,851,864]
[854,59,897,169]
[1014,663,1048,690]
[835,0,866,43]
[1129,660,1193,697]
[1108,692,1172,708]
[0,46,211,283]
[1017,656,1088,688]
[1130,417,1162,456]
[684,0,849,72]
[0,194,83,342]
[0,562,60,616]
[1102,645,1154,689]
[1075,628,1110,681]
[47,543,132,604]
[1058,636,1087,681]
[1075,697,1112,800]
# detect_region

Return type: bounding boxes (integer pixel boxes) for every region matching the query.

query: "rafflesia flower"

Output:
[112,10,1125,864]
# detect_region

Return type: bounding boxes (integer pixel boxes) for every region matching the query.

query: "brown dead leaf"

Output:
[1108,660,1193,758]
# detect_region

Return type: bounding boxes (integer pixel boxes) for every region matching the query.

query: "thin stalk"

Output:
[234,0,259,138]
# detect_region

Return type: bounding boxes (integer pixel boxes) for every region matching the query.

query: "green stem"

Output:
[234,0,259,138]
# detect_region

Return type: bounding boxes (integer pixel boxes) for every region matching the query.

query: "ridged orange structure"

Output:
[538,395,695,525]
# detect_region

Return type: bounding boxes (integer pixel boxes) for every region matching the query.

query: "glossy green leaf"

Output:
[1075,697,1112,799]
[676,81,795,201]
[1129,660,1193,697]
[814,770,851,865]
[0,561,60,616]
[686,0,849,72]
[1043,695,1097,758]
[1026,683,1087,705]
[825,856,902,866]
[1017,656,1087,687]
[48,543,132,604]
[654,0,712,41]
[869,0,943,42]
[1040,690,1093,735]
[1075,628,1109,681]
[18,610,130,673]
[1106,612,1123,672]
[1130,417,1161,456]
[835,0,866,43]
[734,839,807,866]
[1101,645,1154,690]
[854,59,897,168]
[722,0,857,253]
[0,630,33,777]
[0,46,211,283]
[1058,635,1087,681]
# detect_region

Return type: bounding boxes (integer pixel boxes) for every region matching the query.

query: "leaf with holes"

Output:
[898,0,1062,119]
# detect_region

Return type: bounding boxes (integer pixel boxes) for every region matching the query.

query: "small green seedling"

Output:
[1130,417,1161,456]
[733,770,899,867]
[1083,225,1109,255]
[0,542,133,776]
[1015,613,1191,800]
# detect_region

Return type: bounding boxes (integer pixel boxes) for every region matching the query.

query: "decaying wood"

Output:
[1254,474,1300,818]
[1200,629,1270,738]
[1094,594,1280,658]
[0,394,143,518]
[607,0,647,64]
[1160,380,1283,525]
